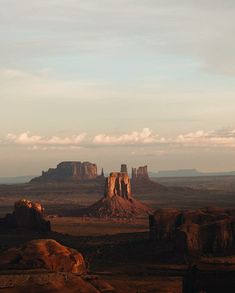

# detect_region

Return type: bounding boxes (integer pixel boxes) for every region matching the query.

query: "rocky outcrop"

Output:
[120,164,128,173]
[0,239,86,273]
[31,161,98,182]
[149,208,181,241]
[0,239,116,293]
[104,172,131,199]
[132,165,149,181]
[150,207,235,256]
[0,199,50,232]
[84,172,152,218]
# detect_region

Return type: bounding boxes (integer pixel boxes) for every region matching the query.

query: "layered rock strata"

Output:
[104,172,131,199]
[31,161,98,182]
[132,165,149,180]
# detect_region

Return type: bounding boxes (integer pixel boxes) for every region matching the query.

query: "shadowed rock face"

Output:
[31,161,98,182]
[0,239,86,273]
[120,164,128,173]
[150,207,235,256]
[149,208,181,241]
[132,165,149,181]
[0,199,51,232]
[104,172,131,199]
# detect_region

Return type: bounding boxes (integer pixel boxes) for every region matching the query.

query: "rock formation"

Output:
[84,172,152,218]
[120,164,128,173]
[132,165,149,181]
[0,239,115,293]
[0,239,86,273]
[104,172,131,199]
[31,161,99,182]
[149,207,235,256]
[0,199,51,232]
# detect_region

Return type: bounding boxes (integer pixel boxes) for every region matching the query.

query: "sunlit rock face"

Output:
[31,161,98,182]
[0,239,86,274]
[150,207,235,256]
[0,239,115,293]
[104,172,131,199]
[0,199,51,232]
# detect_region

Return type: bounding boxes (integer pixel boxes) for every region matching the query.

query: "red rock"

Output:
[150,207,235,256]
[104,172,131,199]
[0,199,51,232]
[85,172,152,218]
[31,161,98,182]
[149,208,181,241]
[0,239,86,274]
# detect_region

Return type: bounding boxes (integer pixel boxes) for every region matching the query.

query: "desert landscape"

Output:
[0,162,235,292]
[1,1,235,292]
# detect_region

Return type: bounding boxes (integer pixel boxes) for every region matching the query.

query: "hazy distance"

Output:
[1,0,235,176]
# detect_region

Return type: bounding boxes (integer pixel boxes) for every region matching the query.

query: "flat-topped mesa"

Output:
[104,172,131,199]
[31,161,98,182]
[132,165,149,181]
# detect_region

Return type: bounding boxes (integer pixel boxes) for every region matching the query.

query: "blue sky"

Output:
[0,0,235,176]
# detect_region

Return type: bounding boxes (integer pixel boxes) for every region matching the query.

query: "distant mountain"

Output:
[0,176,36,184]
[150,169,235,178]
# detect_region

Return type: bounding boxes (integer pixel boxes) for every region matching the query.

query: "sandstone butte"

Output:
[84,170,152,218]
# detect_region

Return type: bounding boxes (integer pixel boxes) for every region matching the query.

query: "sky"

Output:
[0,0,235,176]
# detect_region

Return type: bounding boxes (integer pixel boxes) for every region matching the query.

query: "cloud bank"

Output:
[5,128,235,150]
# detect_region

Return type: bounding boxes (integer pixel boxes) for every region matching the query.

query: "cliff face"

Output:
[150,207,235,256]
[120,164,128,173]
[0,199,51,232]
[31,161,98,182]
[84,171,152,218]
[104,172,131,199]
[132,165,149,181]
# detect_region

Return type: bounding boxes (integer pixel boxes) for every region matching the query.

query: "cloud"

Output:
[6,132,87,146]
[175,129,235,148]
[5,128,235,150]
[92,128,165,145]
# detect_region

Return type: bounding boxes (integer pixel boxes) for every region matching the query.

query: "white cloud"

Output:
[175,129,235,148]
[6,132,87,146]
[93,128,165,145]
[5,128,235,150]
